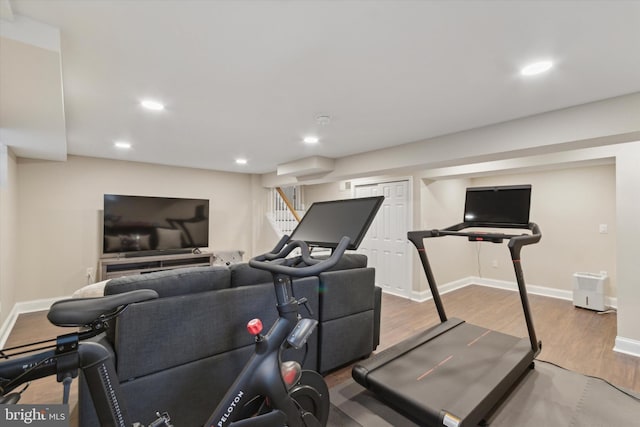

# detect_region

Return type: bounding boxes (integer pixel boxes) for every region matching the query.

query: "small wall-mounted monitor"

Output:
[463,185,531,227]
[289,196,385,250]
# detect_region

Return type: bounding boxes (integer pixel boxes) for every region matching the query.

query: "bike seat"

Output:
[47,289,159,327]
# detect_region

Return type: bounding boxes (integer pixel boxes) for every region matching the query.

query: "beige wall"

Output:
[0,146,18,324]
[251,175,282,256]
[615,143,640,342]
[303,181,352,204]
[15,156,255,301]
[303,165,617,298]
[418,178,476,288]
[470,165,616,295]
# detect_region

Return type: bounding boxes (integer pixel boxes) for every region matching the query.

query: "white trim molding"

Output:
[410,277,472,302]
[0,296,67,348]
[405,276,619,308]
[613,336,640,358]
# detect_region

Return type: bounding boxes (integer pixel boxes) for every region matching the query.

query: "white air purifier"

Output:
[572,272,607,311]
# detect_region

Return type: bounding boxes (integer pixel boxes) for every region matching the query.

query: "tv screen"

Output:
[103,195,209,255]
[289,196,384,250]
[463,185,531,227]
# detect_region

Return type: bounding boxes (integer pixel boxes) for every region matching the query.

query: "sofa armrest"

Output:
[318,268,376,321]
[316,267,378,373]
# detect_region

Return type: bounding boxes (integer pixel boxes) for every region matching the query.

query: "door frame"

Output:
[352,176,414,299]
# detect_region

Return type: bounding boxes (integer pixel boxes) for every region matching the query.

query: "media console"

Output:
[98,252,215,281]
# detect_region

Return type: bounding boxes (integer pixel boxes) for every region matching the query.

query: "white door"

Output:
[355,180,411,298]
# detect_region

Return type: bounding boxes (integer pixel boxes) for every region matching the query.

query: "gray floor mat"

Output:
[329,362,640,426]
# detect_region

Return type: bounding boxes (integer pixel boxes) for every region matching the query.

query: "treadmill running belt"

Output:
[364,322,532,426]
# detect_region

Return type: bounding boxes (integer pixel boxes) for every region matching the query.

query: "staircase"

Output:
[268,186,303,236]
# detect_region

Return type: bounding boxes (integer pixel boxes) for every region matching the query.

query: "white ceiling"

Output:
[2,0,640,174]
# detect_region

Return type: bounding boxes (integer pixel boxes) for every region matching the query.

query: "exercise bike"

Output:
[0,235,350,427]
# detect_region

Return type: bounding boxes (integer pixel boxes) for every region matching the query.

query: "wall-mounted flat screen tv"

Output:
[463,185,531,227]
[289,196,384,250]
[103,194,209,255]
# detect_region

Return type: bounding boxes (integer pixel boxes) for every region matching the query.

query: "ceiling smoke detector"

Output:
[316,115,331,125]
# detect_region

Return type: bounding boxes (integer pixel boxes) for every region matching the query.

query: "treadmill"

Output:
[352,185,542,427]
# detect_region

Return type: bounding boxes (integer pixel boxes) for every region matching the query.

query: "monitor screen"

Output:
[289,196,384,250]
[463,185,531,227]
[103,194,209,254]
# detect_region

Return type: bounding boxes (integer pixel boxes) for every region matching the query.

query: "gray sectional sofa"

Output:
[78,254,380,426]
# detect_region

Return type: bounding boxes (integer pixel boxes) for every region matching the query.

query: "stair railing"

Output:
[269,187,302,235]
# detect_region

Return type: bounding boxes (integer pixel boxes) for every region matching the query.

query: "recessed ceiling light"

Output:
[520,60,553,76]
[235,158,247,165]
[114,141,131,149]
[140,99,165,111]
[303,136,319,144]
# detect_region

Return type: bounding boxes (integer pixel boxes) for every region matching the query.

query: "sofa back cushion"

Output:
[229,263,272,287]
[105,266,231,297]
[114,284,276,380]
[314,253,368,271]
[112,276,320,380]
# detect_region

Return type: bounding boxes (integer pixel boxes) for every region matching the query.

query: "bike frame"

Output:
[0,336,135,427]
[205,274,305,427]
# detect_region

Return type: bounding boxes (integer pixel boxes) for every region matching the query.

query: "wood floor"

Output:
[3,285,639,425]
[325,285,640,393]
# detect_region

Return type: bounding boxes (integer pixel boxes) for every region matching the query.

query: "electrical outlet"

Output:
[492,260,499,268]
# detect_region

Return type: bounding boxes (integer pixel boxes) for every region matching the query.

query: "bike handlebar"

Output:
[249,236,351,277]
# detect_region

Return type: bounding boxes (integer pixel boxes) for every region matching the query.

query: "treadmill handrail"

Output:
[407,222,542,354]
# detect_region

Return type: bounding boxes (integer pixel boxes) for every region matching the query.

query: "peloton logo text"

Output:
[216,390,244,427]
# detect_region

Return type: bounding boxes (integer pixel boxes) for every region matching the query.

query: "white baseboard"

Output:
[395,277,638,359]
[408,276,570,303]
[410,277,472,302]
[382,288,413,300]
[404,276,619,308]
[0,305,19,349]
[614,336,640,358]
[472,277,574,301]
[0,296,67,348]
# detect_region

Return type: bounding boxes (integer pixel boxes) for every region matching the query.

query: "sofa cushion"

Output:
[114,283,279,380]
[315,253,368,271]
[113,277,320,380]
[229,263,272,287]
[318,268,376,321]
[105,266,231,297]
[318,310,374,373]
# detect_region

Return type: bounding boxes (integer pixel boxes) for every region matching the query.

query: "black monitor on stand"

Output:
[288,196,385,251]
